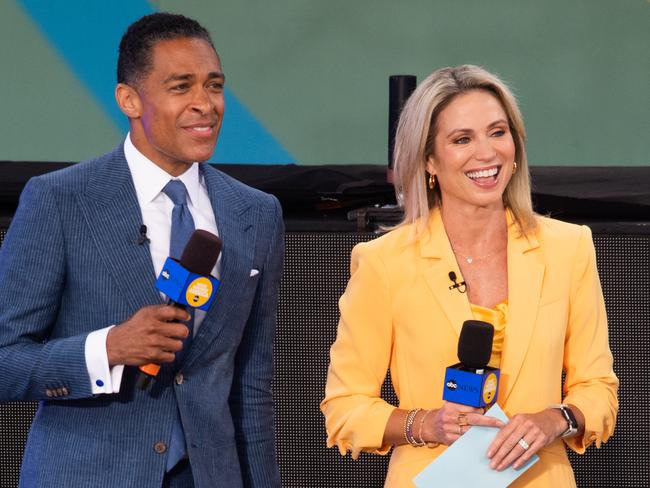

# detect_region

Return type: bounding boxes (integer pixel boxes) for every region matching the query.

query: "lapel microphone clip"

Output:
[448,271,467,294]
[137,225,150,245]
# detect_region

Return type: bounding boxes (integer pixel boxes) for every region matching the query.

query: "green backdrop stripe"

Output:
[17,0,295,164]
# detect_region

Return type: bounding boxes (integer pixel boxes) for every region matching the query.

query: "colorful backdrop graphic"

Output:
[1,0,649,165]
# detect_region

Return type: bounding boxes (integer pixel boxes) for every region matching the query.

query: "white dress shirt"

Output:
[85,134,219,394]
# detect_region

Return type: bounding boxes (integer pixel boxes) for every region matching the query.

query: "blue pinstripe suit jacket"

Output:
[0,145,283,487]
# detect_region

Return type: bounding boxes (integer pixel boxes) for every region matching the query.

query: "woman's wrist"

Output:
[416,409,440,448]
[546,407,571,439]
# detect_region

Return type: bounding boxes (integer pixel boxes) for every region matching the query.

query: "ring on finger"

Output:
[518,438,530,451]
[457,413,469,427]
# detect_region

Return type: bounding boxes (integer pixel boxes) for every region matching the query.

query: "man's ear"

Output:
[115,83,142,118]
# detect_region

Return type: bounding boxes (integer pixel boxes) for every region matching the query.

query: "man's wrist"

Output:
[105,325,120,367]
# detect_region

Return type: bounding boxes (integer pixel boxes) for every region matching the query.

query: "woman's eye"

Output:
[491,129,506,137]
[454,136,470,145]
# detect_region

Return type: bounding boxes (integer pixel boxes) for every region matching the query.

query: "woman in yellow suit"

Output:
[321,65,618,487]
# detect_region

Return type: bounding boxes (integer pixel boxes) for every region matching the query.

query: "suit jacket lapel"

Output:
[76,146,161,313]
[183,164,255,367]
[420,209,473,338]
[499,214,544,404]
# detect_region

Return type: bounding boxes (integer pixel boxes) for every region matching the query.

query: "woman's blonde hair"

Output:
[393,64,536,236]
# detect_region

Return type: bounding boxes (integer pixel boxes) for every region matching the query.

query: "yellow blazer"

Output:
[321,209,618,487]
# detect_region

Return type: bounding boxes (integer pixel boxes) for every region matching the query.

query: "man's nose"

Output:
[189,87,213,114]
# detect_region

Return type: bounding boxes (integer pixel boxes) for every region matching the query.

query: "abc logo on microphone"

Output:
[442,320,500,408]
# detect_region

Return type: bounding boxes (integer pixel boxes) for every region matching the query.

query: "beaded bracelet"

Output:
[404,408,426,447]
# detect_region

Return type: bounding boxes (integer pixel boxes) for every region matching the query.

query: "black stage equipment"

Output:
[388,75,417,172]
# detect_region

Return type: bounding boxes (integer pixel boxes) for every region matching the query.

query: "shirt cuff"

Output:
[85,326,125,394]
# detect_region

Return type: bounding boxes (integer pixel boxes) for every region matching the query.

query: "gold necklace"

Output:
[450,243,501,265]
[455,250,497,264]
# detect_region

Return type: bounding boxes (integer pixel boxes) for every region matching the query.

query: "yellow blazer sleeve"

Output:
[320,241,396,459]
[562,225,619,453]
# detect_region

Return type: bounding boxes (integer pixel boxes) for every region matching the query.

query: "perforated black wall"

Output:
[1,230,648,487]
[566,235,650,486]
[274,232,390,488]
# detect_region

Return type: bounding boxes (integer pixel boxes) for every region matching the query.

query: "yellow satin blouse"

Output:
[470,301,508,368]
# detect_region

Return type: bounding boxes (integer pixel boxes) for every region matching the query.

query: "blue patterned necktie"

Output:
[162,179,196,260]
[161,179,195,471]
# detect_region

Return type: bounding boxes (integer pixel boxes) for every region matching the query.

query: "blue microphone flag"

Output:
[155,257,220,310]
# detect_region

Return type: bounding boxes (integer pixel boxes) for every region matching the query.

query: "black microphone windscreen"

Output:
[179,230,222,276]
[458,320,494,369]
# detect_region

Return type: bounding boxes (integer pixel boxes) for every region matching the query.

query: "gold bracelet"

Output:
[403,409,413,445]
[404,409,425,446]
[416,409,431,444]
[418,409,440,448]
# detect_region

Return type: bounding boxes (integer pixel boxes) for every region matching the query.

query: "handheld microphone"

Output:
[442,320,500,408]
[136,230,222,389]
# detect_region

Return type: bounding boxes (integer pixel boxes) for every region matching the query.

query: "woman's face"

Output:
[427,89,516,212]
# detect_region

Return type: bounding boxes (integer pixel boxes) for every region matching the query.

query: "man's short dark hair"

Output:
[117,12,216,85]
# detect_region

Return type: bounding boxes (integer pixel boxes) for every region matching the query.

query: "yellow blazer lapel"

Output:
[420,209,472,338]
[499,213,544,404]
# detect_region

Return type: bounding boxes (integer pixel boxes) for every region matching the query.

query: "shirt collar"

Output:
[124,133,201,206]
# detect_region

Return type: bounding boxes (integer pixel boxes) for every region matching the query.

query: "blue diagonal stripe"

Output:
[18,0,294,164]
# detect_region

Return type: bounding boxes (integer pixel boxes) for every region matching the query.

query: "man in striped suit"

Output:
[0,13,283,487]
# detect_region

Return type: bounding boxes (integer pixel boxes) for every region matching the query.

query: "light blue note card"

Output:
[413,404,539,488]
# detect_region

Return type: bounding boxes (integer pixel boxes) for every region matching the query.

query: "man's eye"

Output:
[171,84,189,91]
[208,82,224,91]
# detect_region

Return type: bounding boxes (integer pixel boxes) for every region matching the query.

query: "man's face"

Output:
[130,37,225,174]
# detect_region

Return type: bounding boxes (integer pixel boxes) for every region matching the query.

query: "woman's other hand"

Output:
[486,409,568,470]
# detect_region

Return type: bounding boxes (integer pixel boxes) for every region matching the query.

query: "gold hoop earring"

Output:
[513,161,518,174]
[428,174,436,190]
